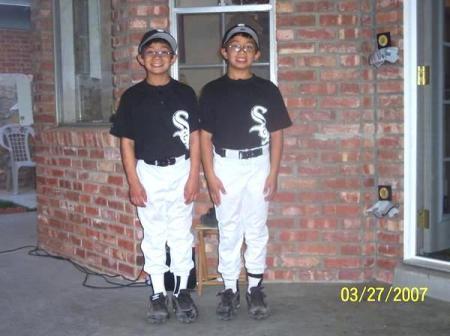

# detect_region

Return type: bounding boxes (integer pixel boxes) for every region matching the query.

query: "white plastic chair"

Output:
[0,124,36,194]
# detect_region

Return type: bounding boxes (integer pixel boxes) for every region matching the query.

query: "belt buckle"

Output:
[156,159,168,167]
[239,148,262,159]
[156,157,175,166]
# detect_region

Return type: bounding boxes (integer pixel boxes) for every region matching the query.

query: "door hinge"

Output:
[417,209,430,229]
[417,65,430,86]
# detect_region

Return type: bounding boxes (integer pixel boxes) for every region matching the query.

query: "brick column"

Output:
[372,0,403,283]
[273,0,403,282]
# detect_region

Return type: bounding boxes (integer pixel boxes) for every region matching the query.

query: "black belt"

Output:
[214,147,263,159]
[144,153,189,167]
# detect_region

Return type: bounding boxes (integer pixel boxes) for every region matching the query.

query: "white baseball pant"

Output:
[214,149,270,281]
[136,158,194,277]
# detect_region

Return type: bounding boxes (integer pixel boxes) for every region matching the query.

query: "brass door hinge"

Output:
[417,65,430,86]
[417,209,430,229]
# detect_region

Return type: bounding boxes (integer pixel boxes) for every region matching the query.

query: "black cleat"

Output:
[246,286,270,320]
[147,292,169,324]
[216,288,240,321]
[172,289,199,323]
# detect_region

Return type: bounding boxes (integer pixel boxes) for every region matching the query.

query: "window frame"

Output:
[53,0,113,126]
[169,0,277,85]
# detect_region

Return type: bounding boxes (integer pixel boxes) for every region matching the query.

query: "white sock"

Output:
[248,275,262,293]
[150,274,166,296]
[224,279,238,293]
[173,275,189,297]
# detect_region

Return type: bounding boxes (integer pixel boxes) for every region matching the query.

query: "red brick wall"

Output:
[275,0,373,282]
[32,0,172,279]
[31,0,404,282]
[0,29,32,74]
[273,0,403,283]
[372,0,403,283]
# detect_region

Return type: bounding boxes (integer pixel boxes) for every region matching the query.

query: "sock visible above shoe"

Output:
[247,273,263,294]
[224,279,238,293]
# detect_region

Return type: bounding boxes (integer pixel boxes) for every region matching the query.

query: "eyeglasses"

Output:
[143,50,173,57]
[227,43,256,53]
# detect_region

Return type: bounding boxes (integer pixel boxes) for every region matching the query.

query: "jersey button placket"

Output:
[157,89,164,105]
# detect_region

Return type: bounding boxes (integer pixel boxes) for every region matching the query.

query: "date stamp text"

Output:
[340,286,428,303]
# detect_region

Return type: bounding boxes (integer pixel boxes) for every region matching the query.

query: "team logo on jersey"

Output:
[172,110,190,149]
[249,105,269,145]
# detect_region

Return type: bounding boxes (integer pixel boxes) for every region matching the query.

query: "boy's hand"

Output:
[207,175,226,206]
[129,182,147,207]
[263,173,278,201]
[184,174,199,204]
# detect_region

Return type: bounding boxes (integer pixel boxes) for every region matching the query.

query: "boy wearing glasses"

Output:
[199,24,292,320]
[110,29,200,324]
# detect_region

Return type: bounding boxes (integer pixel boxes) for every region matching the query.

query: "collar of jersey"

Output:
[224,74,255,84]
[143,78,174,90]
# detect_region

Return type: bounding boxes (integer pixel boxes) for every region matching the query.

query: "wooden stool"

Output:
[196,225,221,295]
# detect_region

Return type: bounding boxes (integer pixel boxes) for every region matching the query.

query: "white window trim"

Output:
[88,0,102,80]
[403,0,450,272]
[403,0,417,261]
[53,0,112,125]
[55,0,77,124]
[169,0,277,84]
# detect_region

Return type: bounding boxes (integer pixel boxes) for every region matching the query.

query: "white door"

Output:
[416,0,450,259]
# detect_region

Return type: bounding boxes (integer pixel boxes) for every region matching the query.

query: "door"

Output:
[416,0,450,261]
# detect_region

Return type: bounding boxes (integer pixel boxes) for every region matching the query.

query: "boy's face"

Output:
[137,41,177,76]
[221,34,260,71]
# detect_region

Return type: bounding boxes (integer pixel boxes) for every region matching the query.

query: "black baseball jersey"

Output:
[110,79,199,161]
[199,75,292,150]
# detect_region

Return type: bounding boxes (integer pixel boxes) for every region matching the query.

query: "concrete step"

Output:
[394,263,450,302]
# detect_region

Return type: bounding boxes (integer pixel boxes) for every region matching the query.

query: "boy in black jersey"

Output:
[110,29,200,324]
[199,24,292,320]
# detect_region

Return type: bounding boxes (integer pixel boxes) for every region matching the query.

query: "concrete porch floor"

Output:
[0,212,449,336]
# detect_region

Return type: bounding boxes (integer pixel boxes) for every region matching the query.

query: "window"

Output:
[170,0,275,94]
[54,0,113,124]
[0,3,31,30]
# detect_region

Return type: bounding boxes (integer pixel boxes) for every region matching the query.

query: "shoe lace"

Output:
[176,289,193,308]
[218,289,235,306]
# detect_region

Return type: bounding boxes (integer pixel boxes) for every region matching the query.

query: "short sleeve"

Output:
[199,85,215,133]
[110,91,135,140]
[267,84,292,132]
[186,87,200,133]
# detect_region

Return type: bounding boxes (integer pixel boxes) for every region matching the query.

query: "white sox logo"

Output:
[172,110,190,149]
[249,105,269,145]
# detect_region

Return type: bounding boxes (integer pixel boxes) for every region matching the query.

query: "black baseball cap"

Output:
[138,29,177,54]
[222,23,259,48]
